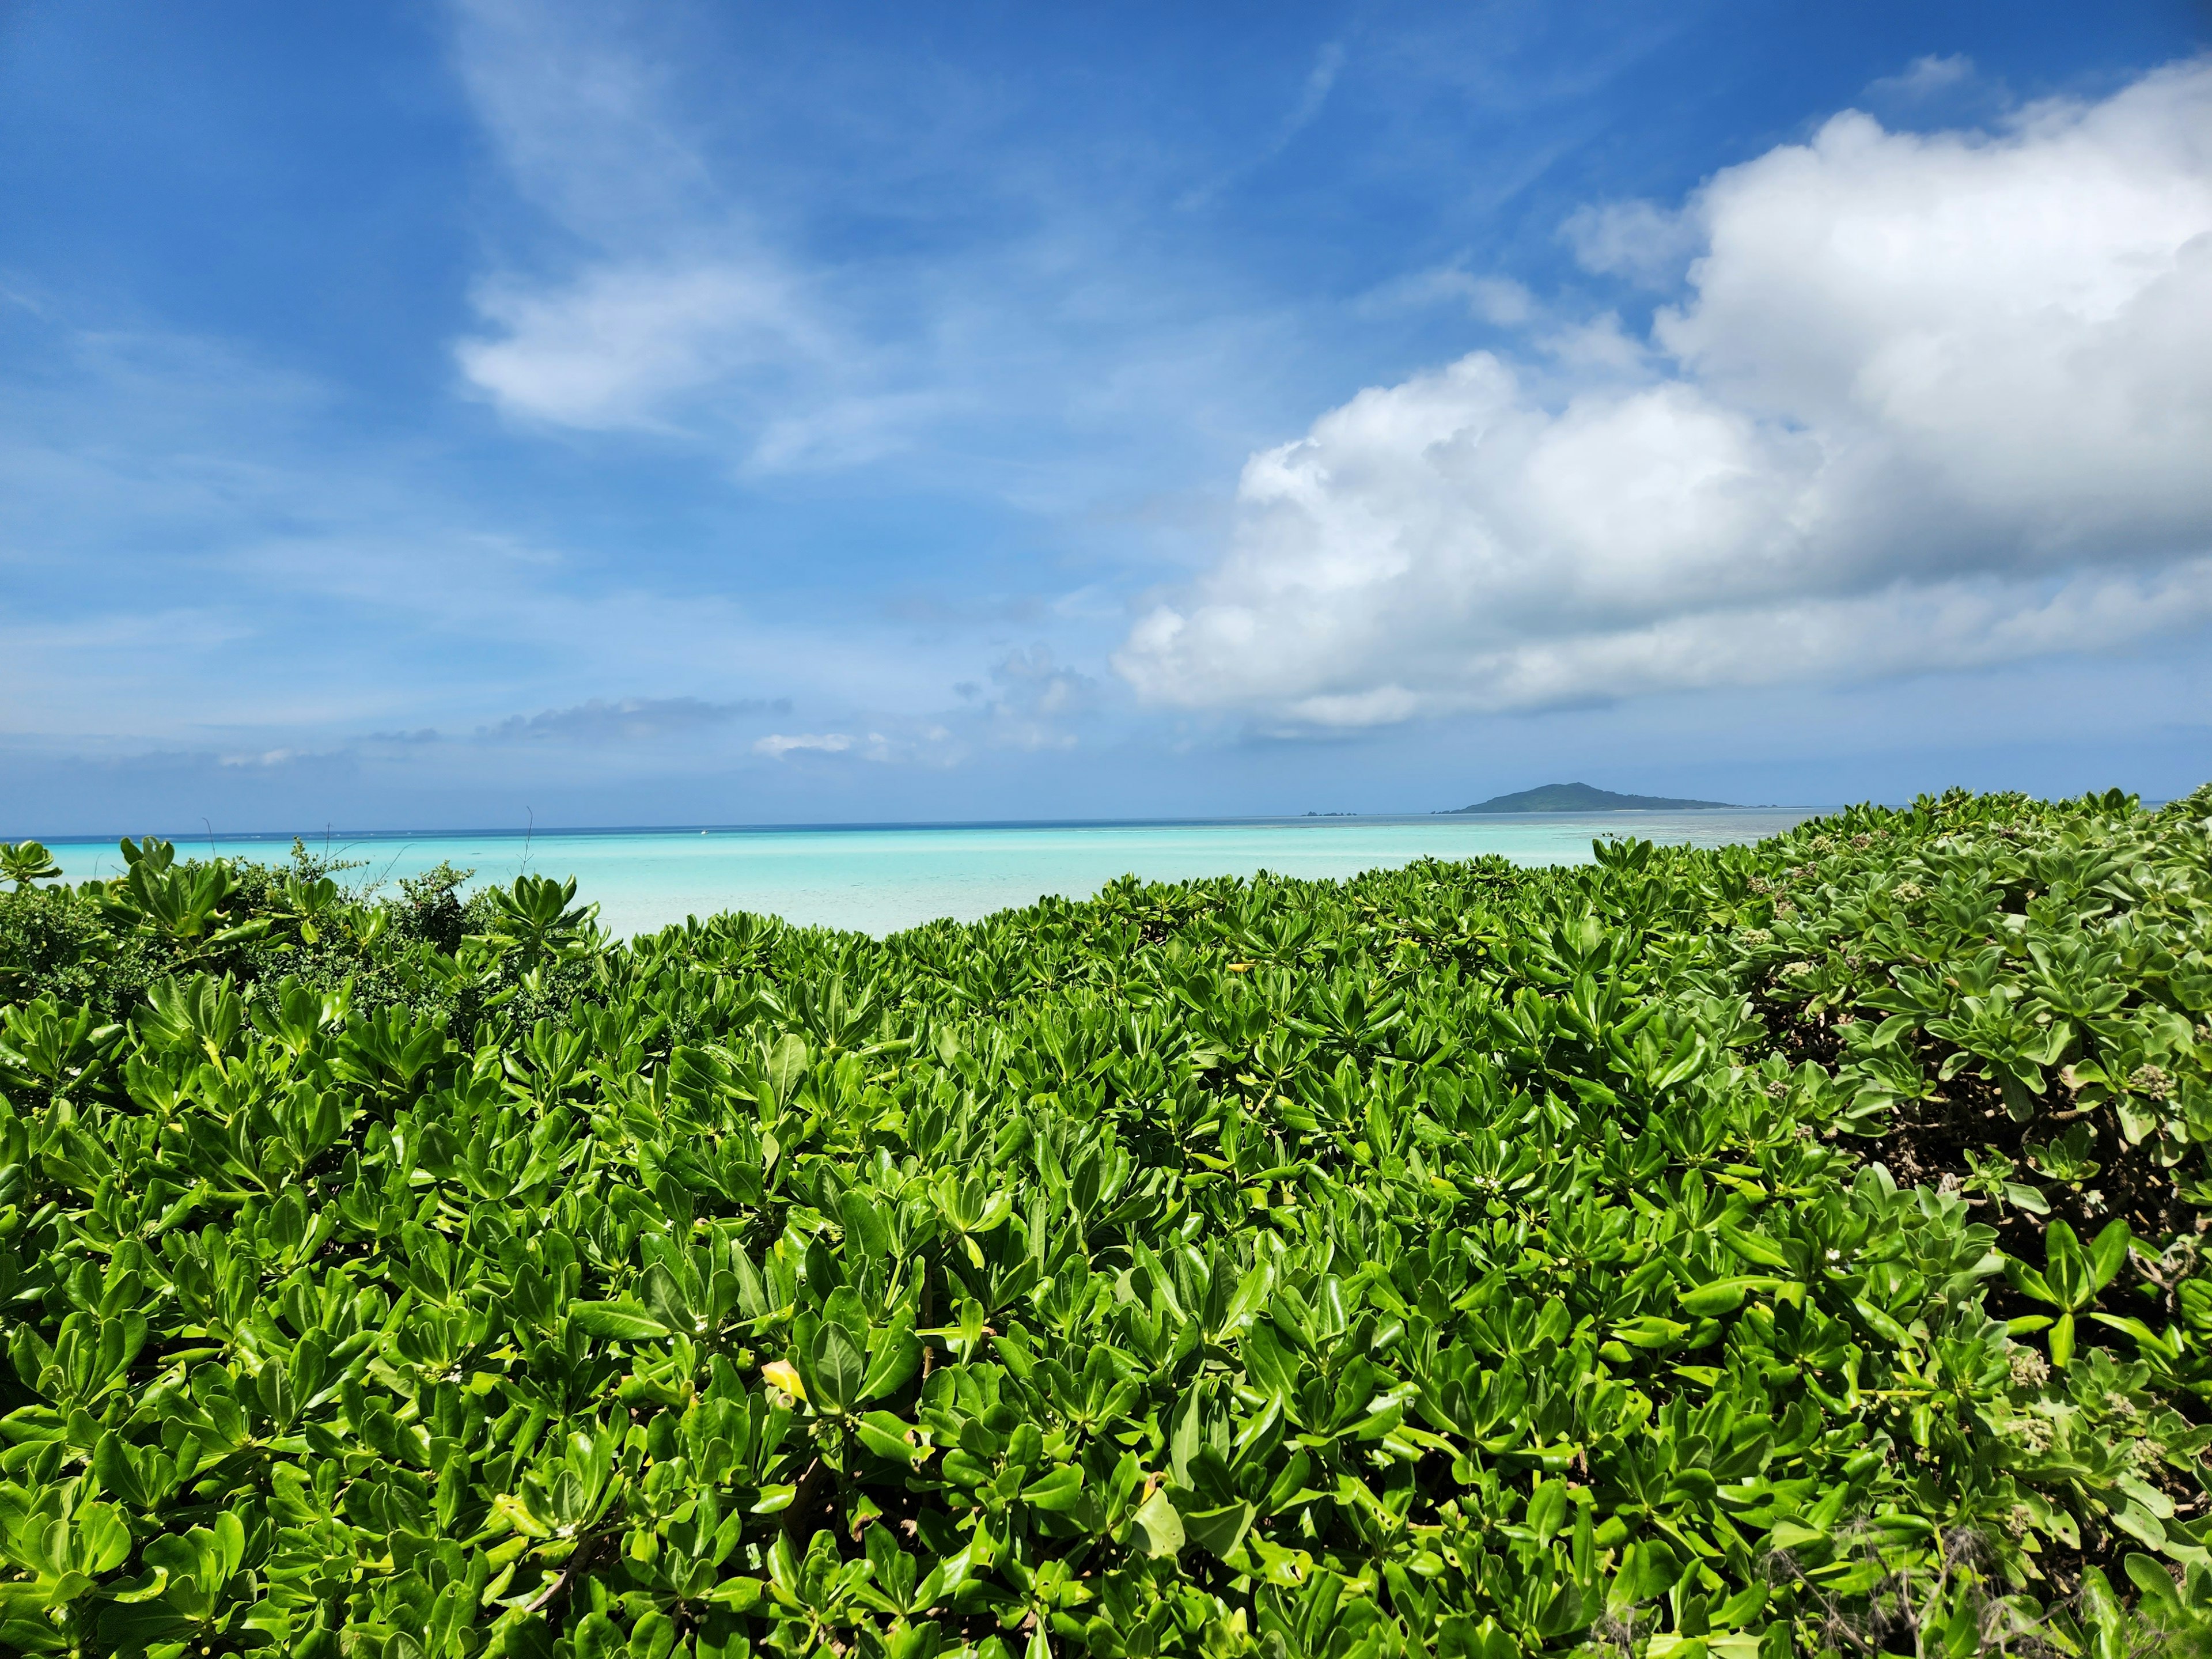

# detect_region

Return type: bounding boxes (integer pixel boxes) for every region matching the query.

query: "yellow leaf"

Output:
[762,1359,807,1400]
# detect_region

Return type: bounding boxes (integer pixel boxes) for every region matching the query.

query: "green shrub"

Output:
[0,881,143,1012]
[1,790,2210,1657]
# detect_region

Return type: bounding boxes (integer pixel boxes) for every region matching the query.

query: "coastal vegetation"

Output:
[2,786,2211,1657]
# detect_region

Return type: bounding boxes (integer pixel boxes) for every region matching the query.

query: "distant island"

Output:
[1449,782,1737,813]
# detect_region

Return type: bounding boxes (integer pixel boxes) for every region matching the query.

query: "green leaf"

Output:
[1716,1225,1791,1270]
[569,1302,673,1341]
[705,1577,767,1611]
[1241,1320,1302,1400]
[2088,1218,2132,1293]
[1525,1479,1567,1547]
[2112,1501,2167,1550]
[855,1411,922,1465]
[0,1619,74,1655]
[1677,1277,1777,1317]
[812,1320,868,1416]
[766,1033,808,1108]
[1169,1388,1203,1486]
[1176,1496,1255,1563]
[1020,1464,1085,1512]
[859,1309,921,1403]
[2045,1221,2092,1312]
[105,1566,171,1605]
[1851,1298,1914,1347]
[2087,1311,2181,1359]
[574,1611,626,1659]
[1609,1539,1681,1609]
[1131,1489,1184,1558]
[2050,1310,2077,1370]
[2006,1258,2059,1307]
[2126,1552,2183,1611]
[1611,1316,1691,1350]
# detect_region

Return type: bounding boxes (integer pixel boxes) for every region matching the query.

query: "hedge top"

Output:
[1,784,2209,1659]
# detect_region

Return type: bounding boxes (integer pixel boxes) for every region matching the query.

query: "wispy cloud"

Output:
[432,0,1416,551]
[966,647,1100,751]
[446,1,849,442]
[1357,263,1537,324]
[1285,42,1347,142]
[458,263,832,433]
[482,695,791,744]
[0,298,929,746]
[1180,40,1347,208]
[754,732,854,759]
[1867,54,1975,103]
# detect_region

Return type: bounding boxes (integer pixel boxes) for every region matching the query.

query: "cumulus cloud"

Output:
[1116,59,2212,726]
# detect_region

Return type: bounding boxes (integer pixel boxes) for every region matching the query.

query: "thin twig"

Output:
[520,1565,573,1615]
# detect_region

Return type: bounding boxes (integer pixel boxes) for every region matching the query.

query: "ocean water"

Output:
[44,810,1816,940]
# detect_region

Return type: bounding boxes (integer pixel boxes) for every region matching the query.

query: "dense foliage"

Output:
[3,788,2211,1659]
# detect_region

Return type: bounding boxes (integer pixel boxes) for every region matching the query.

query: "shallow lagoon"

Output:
[46,809,1815,939]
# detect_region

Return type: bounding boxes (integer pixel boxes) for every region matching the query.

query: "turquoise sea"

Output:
[45,810,1815,940]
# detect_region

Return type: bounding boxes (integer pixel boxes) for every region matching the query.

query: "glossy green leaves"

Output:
[0,791,2210,1658]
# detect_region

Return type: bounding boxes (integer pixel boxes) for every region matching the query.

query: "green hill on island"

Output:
[1453,779,1736,812]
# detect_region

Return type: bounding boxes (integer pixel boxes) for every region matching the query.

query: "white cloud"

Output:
[482,696,789,744]
[445,0,714,244]
[1559,199,1699,286]
[458,262,827,431]
[1291,43,1346,132]
[446,1,844,440]
[438,0,1337,494]
[971,646,1100,750]
[1868,54,1975,103]
[1117,59,2212,726]
[754,733,854,758]
[1361,264,1537,324]
[750,726,961,766]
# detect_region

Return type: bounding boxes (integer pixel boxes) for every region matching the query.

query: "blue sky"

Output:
[5,1,2210,833]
